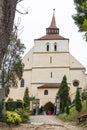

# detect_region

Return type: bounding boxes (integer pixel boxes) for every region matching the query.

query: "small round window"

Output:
[73,80,79,87]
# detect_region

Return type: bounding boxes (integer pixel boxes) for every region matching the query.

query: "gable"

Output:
[70,54,85,70]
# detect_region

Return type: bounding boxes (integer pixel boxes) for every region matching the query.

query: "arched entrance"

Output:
[44,102,55,115]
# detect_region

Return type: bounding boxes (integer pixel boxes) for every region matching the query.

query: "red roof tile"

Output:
[36,34,67,40]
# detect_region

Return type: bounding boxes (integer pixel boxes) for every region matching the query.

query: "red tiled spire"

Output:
[49,9,57,28]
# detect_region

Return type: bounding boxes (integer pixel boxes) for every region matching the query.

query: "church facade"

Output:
[9,11,87,112]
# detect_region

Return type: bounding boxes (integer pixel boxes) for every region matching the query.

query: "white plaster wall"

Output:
[33,53,69,67]
[23,47,34,69]
[34,39,69,52]
[31,68,70,83]
[38,88,58,107]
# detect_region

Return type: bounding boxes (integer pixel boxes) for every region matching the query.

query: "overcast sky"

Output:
[15,0,87,72]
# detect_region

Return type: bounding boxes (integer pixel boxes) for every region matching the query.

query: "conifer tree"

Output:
[75,87,82,112]
[23,87,30,110]
[57,75,69,113]
[66,99,70,115]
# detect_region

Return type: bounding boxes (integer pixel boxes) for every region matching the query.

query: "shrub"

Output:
[82,91,87,100]
[15,108,29,123]
[6,100,23,111]
[6,111,22,124]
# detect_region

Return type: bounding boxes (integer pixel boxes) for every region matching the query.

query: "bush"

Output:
[6,100,23,111]
[82,91,87,100]
[15,108,29,123]
[6,111,22,124]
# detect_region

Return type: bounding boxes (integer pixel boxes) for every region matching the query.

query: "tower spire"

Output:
[48,8,57,28]
[46,9,59,34]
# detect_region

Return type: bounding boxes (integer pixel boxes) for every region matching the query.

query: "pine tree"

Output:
[57,75,69,113]
[23,87,30,110]
[75,88,82,112]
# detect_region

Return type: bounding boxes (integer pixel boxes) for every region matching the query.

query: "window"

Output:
[50,72,52,78]
[54,44,57,51]
[50,56,52,63]
[73,80,79,87]
[47,44,49,51]
[44,90,48,95]
[20,79,24,87]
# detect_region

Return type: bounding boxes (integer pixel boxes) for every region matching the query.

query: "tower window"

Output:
[50,72,52,78]
[54,44,57,51]
[50,56,52,63]
[44,90,48,95]
[20,79,24,87]
[47,44,49,51]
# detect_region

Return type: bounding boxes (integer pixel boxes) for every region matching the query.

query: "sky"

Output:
[15,0,87,72]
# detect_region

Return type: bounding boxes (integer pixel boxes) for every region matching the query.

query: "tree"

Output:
[66,99,70,115]
[56,75,69,113]
[75,87,82,112]
[72,0,87,40]
[0,26,25,97]
[0,0,25,66]
[0,0,18,66]
[23,87,30,111]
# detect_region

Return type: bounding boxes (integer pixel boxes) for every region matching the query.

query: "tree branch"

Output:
[16,9,28,15]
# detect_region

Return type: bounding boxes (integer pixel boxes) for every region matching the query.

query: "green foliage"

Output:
[57,75,69,113]
[66,100,70,115]
[15,108,29,123]
[82,90,87,100]
[23,87,30,111]
[6,111,22,124]
[73,0,87,41]
[75,88,82,112]
[6,100,23,111]
[58,101,87,121]
[0,26,25,97]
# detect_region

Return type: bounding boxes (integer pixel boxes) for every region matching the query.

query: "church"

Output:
[9,10,87,113]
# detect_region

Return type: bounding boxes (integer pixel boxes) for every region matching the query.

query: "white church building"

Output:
[9,10,87,113]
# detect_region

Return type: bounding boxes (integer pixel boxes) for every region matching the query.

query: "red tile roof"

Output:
[36,34,67,40]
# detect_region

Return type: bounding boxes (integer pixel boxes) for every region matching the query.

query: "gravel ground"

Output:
[0,115,87,130]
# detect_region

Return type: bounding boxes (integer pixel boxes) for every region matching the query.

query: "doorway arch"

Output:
[44,102,55,115]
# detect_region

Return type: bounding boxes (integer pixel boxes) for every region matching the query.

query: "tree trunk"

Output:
[0,0,17,67]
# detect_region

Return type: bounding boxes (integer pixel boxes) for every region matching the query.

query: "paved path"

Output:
[30,115,86,130]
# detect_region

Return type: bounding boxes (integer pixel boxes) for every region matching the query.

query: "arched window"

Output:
[47,44,49,51]
[54,44,57,51]
[20,79,24,87]
[44,90,48,95]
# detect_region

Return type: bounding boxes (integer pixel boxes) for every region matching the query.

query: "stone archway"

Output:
[44,102,55,115]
